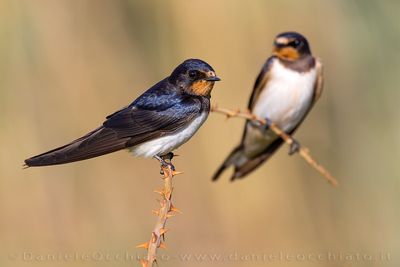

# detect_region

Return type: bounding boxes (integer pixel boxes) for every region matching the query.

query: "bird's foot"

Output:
[288,139,300,155]
[154,154,176,174]
[264,117,273,130]
[162,152,175,161]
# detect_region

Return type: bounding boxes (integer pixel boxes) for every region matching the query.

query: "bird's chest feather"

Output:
[130,112,208,157]
[252,61,317,132]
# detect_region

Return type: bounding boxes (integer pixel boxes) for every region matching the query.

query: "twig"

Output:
[138,164,183,267]
[211,105,338,187]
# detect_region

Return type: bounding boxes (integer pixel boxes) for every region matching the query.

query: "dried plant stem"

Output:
[138,165,182,267]
[211,105,338,187]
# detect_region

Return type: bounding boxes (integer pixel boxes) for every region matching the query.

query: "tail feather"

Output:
[213,138,285,181]
[212,145,243,181]
[230,138,284,181]
[24,127,130,167]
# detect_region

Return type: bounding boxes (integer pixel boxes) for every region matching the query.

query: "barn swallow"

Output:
[213,32,323,181]
[24,59,220,168]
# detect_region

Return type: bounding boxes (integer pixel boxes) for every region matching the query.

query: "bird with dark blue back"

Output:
[25,59,220,169]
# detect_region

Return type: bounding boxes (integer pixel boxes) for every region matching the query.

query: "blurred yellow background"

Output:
[1,0,399,266]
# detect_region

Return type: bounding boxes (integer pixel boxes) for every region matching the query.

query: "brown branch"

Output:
[211,105,339,187]
[138,165,183,267]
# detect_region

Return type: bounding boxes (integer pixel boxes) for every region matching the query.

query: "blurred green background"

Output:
[1,0,399,266]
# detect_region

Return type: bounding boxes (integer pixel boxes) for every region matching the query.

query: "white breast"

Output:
[130,112,208,158]
[252,60,317,132]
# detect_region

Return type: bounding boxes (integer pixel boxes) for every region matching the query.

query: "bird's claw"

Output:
[288,139,300,155]
[264,117,273,130]
[155,154,176,174]
[162,152,175,161]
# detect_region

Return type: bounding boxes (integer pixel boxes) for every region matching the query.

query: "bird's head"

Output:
[169,59,220,97]
[273,32,311,61]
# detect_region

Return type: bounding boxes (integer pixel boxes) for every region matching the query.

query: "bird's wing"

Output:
[247,56,275,110]
[24,93,206,167]
[104,96,205,146]
[212,57,275,180]
[311,58,324,105]
[239,56,275,145]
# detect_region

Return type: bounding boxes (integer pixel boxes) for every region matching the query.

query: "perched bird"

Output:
[25,59,220,168]
[213,32,323,181]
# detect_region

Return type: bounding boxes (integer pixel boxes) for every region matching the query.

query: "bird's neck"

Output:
[187,80,214,97]
[275,54,315,73]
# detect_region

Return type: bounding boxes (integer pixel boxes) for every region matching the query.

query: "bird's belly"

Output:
[252,66,317,132]
[243,123,278,158]
[129,112,208,158]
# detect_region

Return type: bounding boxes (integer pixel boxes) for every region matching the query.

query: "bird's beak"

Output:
[204,76,221,82]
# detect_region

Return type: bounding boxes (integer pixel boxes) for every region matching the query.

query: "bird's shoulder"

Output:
[130,78,181,111]
[105,79,185,119]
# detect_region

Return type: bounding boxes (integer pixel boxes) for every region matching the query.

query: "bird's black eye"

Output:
[188,70,197,78]
[289,39,301,48]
